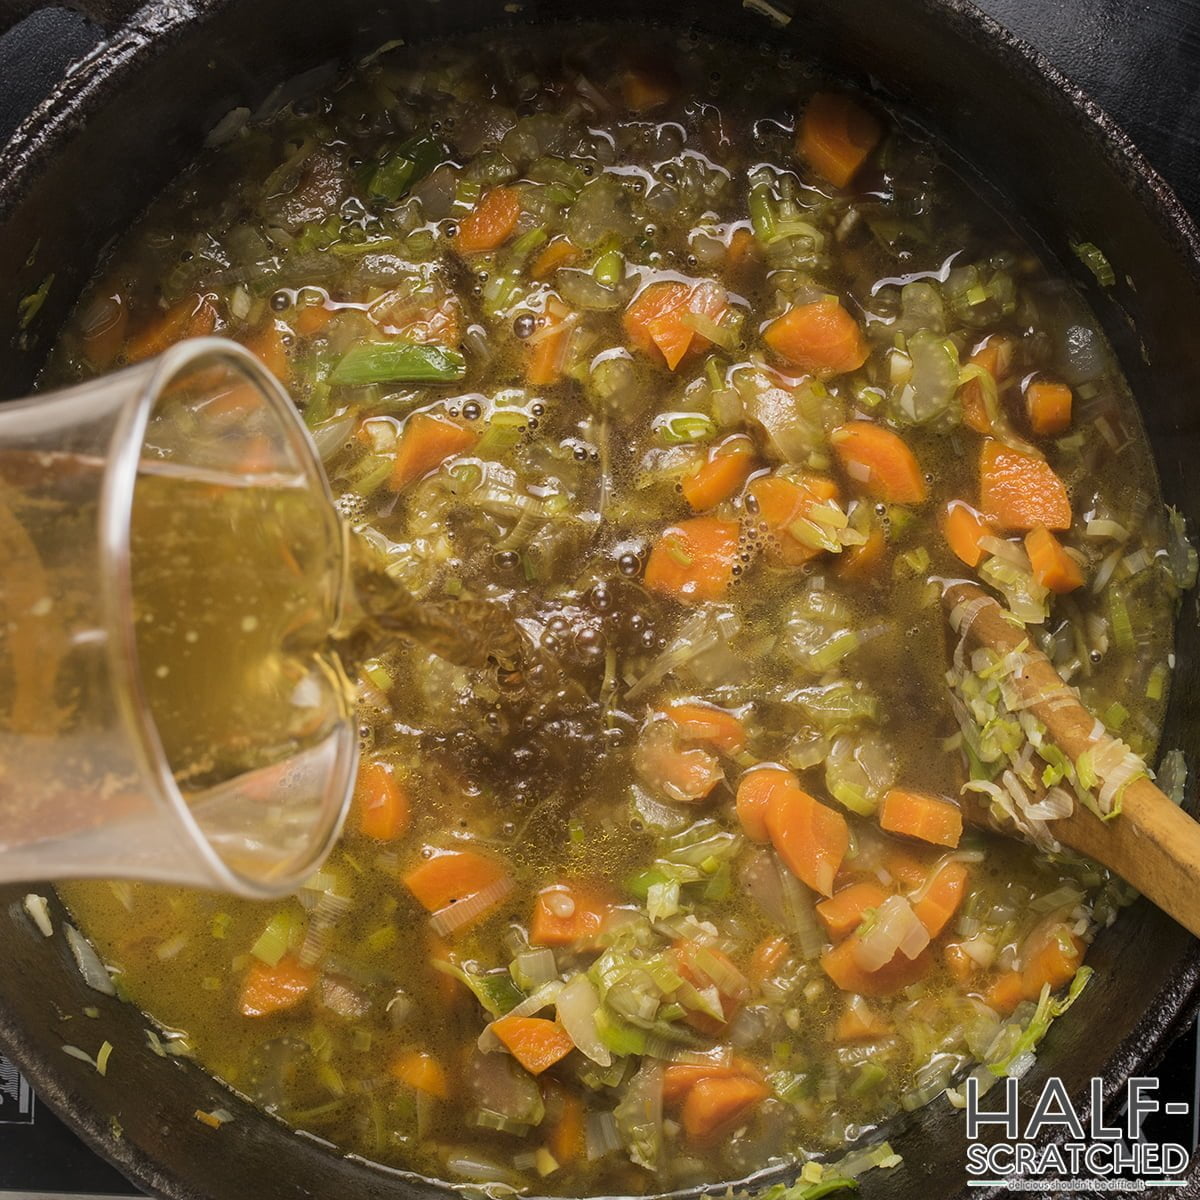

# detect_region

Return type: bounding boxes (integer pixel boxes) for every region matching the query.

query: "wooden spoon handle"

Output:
[944,581,1200,939]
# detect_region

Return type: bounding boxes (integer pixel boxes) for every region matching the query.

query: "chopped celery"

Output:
[331,341,466,386]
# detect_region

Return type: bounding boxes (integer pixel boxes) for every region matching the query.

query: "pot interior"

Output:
[1,2,1199,1198]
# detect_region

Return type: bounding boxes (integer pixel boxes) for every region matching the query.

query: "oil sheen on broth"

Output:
[49,25,1188,1196]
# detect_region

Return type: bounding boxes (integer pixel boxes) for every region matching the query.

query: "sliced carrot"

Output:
[1025,379,1073,436]
[816,881,889,941]
[623,280,725,370]
[821,937,933,996]
[1025,525,1084,592]
[549,1088,587,1164]
[832,421,927,505]
[530,237,583,279]
[666,702,746,755]
[637,722,723,803]
[748,935,789,985]
[663,1059,761,1105]
[984,925,1085,1015]
[390,412,478,491]
[726,227,757,272]
[239,319,290,384]
[880,842,938,888]
[911,861,970,937]
[762,298,868,376]
[125,294,217,363]
[293,298,335,337]
[526,304,573,387]
[454,186,521,254]
[834,996,892,1041]
[798,91,883,188]
[402,847,508,913]
[644,516,740,604]
[834,524,888,580]
[492,1015,575,1076]
[747,473,841,566]
[238,955,316,1018]
[942,499,995,568]
[735,766,798,844]
[681,1075,769,1142]
[529,885,610,948]
[960,336,1013,434]
[391,1049,450,1098]
[879,788,963,848]
[621,64,678,111]
[354,760,411,842]
[766,783,850,898]
[979,439,1071,531]
[681,437,757,511]
[983,970,1028,1015]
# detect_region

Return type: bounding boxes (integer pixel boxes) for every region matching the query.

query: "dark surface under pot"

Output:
[2,1,1200,1199]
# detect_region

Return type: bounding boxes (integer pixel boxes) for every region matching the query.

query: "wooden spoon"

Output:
[943,580,1200,939]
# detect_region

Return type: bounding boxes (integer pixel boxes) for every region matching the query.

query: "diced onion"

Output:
[852,896,929,972]
[556,974,610,1066]
[65,925,116,996]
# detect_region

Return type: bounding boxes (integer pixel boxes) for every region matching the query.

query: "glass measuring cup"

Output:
[0,338,358,899]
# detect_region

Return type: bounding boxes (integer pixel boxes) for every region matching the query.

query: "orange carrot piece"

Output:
[834,997,892,1041]
[816,881,889,941]
[726,227,757,272]
[735,766,798,844]
[1025,525,1084,593]
[239,319,290,384]
[621,64,678,111]
[549,1089,587,1164]
[526,308,573,387]
[529,885,610,948]
[391,1049,450,1098]
[880,842,938,888]
[663,1059,761,1105]
[1025,379,1073,436]
[798,92,883,188]
[984,925,1085,1014]
[427,931,464,1008]
[766,783,850,897]
[960,337,1013,434]
[402,848,508,913]
[491,1016,575,1076]
[681,437,757,511]
[748,935,789,985]
[293,298,335,337]
[983,970,1029,1016]
[624,281,725,370]
[390,412,478,491]
[354,760,411,842]
[879,788,963,849]
[644,516,740,604]
[454,186,521,254]
[834,524,888,580]
[239,955,316,1018]
[530,237,582,279]
[747,473,841,566]
[832,421,928,505]
[821,937,933,996]
[681,1076,769,1142]
[762,298,868,375]
[125,294,217,363]
[979,439,1071,531]
[942,499,995,568]
[912,861,971,937]
[666,702,746,755]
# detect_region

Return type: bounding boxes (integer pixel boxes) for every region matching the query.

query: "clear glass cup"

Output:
[0,338,358,898]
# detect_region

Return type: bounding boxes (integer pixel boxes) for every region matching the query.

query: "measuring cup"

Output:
[0,338,358,899]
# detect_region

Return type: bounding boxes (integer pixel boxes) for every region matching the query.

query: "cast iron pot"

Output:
[1,1,1199,1197]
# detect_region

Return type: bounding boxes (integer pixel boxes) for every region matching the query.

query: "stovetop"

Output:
[2,0,1200,1195]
